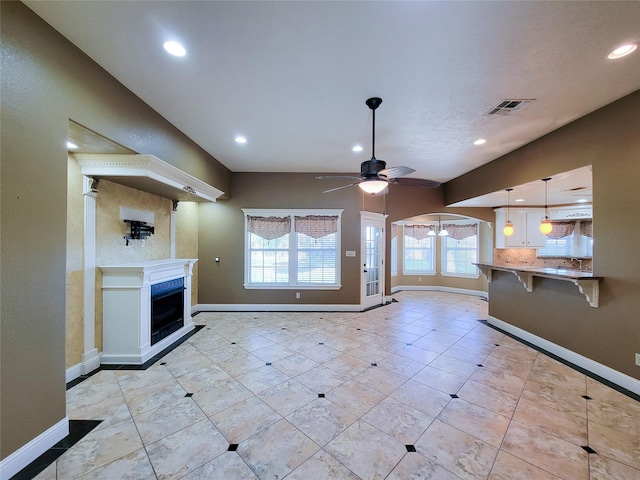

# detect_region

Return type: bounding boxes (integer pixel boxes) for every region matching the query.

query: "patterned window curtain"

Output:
[547,221,576,239]
[294,215,338,239]
[580,220,593,238]
[442,223,477,241]
[247,216,291,240]
[404,224,436,240]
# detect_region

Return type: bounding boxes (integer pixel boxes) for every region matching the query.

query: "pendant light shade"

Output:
[539,178,553,235]
[503,188,514,237]
[437,215,448,237]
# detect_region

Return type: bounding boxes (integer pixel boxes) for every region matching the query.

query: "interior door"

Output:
[361,211,386,310]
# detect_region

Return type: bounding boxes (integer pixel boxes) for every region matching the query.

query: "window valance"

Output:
[404,225,436,240]
[547,221,576,239]
[442,223,477,241]
[247,215,291,240]
[294,215,338,239]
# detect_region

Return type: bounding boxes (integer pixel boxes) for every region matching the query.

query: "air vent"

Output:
[485,99,535,116]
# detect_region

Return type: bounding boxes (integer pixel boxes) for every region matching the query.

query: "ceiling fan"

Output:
[318,97,440,194]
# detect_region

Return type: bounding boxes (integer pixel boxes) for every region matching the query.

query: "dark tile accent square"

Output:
[319,342,324,345]
[405,445,416,452]
[282,327,286,330]
[185,393,193,397]
[231,342,236,344]
[477,364,483,367]
[582,395,592,400]
[495,344,500,346]
[371,363,377,366]
[582,446,597,454]
[265,362,272,366]
[160,362,167,365]
[318,393,325,398]
[228,444,239,451]
[450,394,459,398]
[357,328,361,330]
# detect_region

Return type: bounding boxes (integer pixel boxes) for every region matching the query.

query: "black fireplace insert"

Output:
[150,277,185,345]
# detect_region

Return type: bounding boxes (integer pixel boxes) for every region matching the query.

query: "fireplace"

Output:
[100,259,197,364]
[151,277,185,345]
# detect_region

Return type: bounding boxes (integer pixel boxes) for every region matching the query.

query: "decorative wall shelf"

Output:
[475,263,601,308]
[76,154,224,202]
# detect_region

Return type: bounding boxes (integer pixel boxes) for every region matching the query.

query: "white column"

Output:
[170,200,178,259]
[81,176,100,374]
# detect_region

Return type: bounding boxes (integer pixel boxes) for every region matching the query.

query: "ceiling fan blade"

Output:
[378,165,415,179]
[390,177,441,188]
[322,182,360,193]
[316,175,362,181]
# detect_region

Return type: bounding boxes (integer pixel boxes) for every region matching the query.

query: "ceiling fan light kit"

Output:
[318,96,440,195]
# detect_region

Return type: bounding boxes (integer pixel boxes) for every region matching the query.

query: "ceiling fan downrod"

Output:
[365,97,382,161]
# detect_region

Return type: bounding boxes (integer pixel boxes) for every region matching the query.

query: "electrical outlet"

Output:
[418,277,422,282]
[636,353,640,366]
[296,292,300,299]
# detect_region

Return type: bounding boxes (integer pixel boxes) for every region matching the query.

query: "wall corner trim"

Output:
[487,315,640,396]
[0,417,69,480]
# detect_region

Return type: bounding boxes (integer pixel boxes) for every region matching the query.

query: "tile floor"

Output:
[33,291,639,479]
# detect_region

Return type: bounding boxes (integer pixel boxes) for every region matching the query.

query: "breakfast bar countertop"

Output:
[473,263,601,280]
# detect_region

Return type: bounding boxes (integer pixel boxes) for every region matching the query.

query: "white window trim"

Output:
[402,225,436,276]
[537,220,593,258]
[441,222,480,279]
[242,208,343,290]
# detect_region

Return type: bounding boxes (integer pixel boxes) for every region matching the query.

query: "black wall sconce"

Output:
[124,220,154,246]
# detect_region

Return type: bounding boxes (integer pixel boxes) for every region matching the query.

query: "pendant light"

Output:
[539,177,553,235]
[437,215,449,237]
[503,188,514,236]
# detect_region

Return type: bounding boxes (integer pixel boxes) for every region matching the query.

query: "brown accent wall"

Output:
[1,2,229,459]
[444,90,640,380]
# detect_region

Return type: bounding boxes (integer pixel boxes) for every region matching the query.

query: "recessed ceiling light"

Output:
[67,141,78,150]
[352,145,363,152]
[163,41,186,57]
[607,43,638,59]
[473,139,486,145]
[576,198,589,203]
[235,136,247,144]
[515,198,525,202]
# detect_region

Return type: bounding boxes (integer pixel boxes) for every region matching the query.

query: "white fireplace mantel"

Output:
[100,258,198,364]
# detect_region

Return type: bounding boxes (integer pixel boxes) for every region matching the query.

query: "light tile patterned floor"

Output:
[36,291,639,479]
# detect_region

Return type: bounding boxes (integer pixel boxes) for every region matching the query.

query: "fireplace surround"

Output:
[100,258,197,364]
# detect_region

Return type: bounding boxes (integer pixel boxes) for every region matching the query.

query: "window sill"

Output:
[441,272,480,280]
[244,284,342,290]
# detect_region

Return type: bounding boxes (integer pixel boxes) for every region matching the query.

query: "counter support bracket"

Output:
[573,279,599,308]
[513,272,533,292]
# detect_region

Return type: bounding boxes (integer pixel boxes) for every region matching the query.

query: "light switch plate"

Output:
[345,251,356,257]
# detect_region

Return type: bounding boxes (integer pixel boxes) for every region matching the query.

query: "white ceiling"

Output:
[25,1,640,205]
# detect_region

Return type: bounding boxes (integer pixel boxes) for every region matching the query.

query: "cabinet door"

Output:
[525,211,548,247]
[505,211,527,247]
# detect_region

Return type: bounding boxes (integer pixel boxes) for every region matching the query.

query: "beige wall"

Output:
[444,90,640,380]
[1,2,228,459]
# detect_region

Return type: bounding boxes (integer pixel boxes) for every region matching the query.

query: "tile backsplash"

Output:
[494,248,592,271]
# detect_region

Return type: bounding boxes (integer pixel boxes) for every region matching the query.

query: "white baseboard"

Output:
[66,349,102,383]
[391,285,488,299]
[0,417,69,480]
[488,315,640,396]
[193,303,362,313]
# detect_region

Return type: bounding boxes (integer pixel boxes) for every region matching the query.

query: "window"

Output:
[403,225,435,274]
[243,209,342,289]
[390,224,398,277]
[538,220,593,258]
[442,231,479,278]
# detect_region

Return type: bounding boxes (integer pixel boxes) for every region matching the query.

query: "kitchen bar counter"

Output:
[474,263,601,307]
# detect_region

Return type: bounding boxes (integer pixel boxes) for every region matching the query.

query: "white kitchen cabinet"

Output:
[495,208,547,248]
